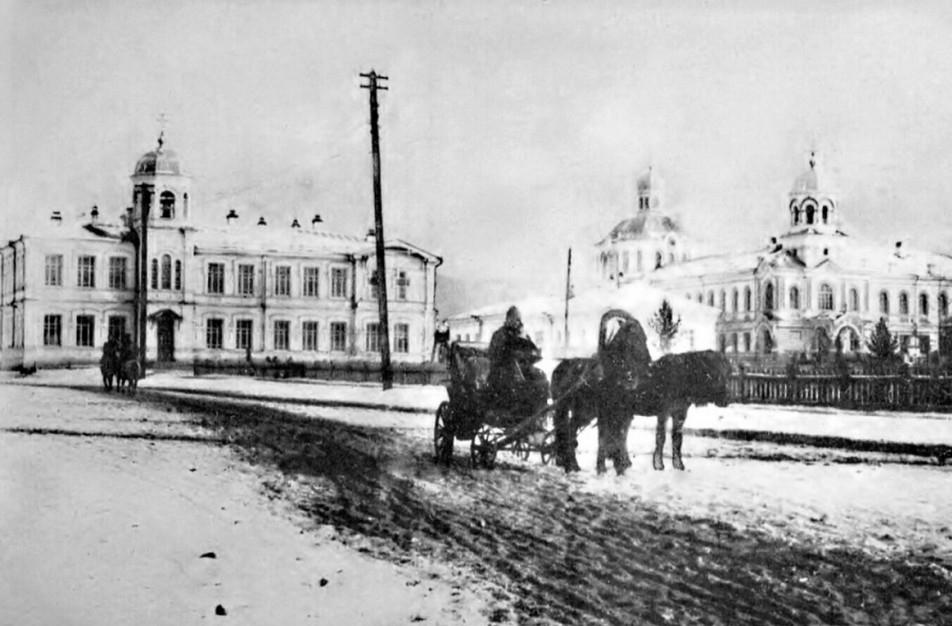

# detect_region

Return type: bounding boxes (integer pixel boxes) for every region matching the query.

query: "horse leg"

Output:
[595,416,610,475]
[554,402,581,472]
[612,412,634,476]
[671,403,688,471]
[653,409,668,470]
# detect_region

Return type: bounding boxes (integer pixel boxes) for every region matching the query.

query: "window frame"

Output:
[237,264,255,297]
[77,255,96,288]
[75,314,95,347]
[394,322,409,353]
[45,254,63,287]
[207,262,225,295]
[302,321,319,351]
[43,314,62,346]
[206,318,224,349]
[329,321,347,352]
[235,319,253,350]
[331,267,348,299]
[303,266,320,298]
[274,265,291,297]
[273,320,290,351]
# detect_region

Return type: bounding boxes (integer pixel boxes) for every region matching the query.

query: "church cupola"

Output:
[635,166,664,212]
[788,152,837,232]
[130,131,191,227]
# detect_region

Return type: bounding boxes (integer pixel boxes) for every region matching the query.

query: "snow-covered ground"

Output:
[0,382,489,625]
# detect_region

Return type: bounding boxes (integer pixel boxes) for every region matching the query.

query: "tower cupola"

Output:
[130,131,192,227]
[788,151,837,232]
[635,166,664,212]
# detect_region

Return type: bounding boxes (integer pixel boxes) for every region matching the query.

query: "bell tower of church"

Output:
[130,132,191,228]
[787,152,837,233]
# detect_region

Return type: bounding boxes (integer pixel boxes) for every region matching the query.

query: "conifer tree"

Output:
[649,299,681,353]
[867,317,898,360]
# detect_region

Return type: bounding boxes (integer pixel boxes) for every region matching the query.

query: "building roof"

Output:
[600,212,680,243]
[133,134,183,176]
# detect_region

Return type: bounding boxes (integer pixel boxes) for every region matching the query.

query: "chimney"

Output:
[291,218,300,229]
[50,210,62,225]
[365,228,375,242]
[90,205,99,224]
[123,206,133,227]
[226,209,238,226]
[895,241,903,257]
[257,216,267,226]
[311,214,323,227]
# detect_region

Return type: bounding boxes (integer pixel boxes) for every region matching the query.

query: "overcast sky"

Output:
[4,0,952,299]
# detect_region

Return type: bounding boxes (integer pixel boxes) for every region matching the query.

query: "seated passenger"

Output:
[487,306,549,416]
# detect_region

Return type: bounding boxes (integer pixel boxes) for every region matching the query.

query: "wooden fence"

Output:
[730,373,952,411]
[192,359,449,386]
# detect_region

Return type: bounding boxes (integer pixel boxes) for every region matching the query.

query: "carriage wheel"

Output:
[433,402,455,464]
[510,438,531,461]
[539,431,557,465]
[470,427,497,469]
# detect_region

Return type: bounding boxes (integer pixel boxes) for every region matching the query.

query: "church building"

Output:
[0,136,442,369]
[612,154,952,361]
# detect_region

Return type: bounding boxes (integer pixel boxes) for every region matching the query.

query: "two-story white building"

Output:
[0,136,442,369]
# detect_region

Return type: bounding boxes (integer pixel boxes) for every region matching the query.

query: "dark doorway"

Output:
[157,316,175,362]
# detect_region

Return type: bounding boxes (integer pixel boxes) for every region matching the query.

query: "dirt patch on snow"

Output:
[145,390,952,626]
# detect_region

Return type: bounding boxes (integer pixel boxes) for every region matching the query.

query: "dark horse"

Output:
[100,338,119,391]
[551,309,652,474]
[552,314,733,474]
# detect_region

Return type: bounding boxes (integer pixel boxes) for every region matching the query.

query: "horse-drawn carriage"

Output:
[433,341,559,468]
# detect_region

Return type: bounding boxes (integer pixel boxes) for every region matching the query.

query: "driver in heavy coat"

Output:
[487,306,549,416]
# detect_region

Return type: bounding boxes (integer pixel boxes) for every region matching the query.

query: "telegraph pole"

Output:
[360,69,393,390]
[136,182,152,378]
[563,248,572,350]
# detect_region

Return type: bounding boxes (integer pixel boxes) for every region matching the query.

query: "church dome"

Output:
[636,166,664,196]
[791,152,823,194]
[607,212,680,241]
[133,134,182,176]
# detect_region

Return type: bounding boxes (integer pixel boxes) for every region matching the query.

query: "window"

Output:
[731,333,738,352]
[77,255,96,288]
[396,271,409,300]
[365,322,381,352]
[806,205,815,225]
[161,254,172,289]
[899,292,909,315]
[238,264,255,296]
[921,335,932,356]
[235,319,253,350]
[109,257,127,290]
[150,258,158,289]
[719,290,726,312]
[655,251,663,269]
[207,263,224,294]
[819,284,834,311]
[920,293,929,317]
[879,291,890,315]
[43,314,62,346]
[108,316,126,341]
[76,314,95,347]
[744,287,752,311]
[368,270,378,299]
[206,318,223,349]
[764,282,775,311]
[731,289,739,313]
[394,323,409,353]
[159,191,175,219]
[696,292,702,303]
[303,321,319,351]
[303,267,320,297]
[45,255,63,286]
[330,322,347,352]
[274,266,291,296]
[743,332,751,352]
[331,267,348,299]
[849,288,859,312]
[718,334,726,352]
[273,320,290,350]
[707,291,714,307]
[789,286,800,310]
[174,260,182,291]
[940,292,949,318]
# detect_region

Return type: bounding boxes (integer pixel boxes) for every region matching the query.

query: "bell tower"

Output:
[130,132,191,228]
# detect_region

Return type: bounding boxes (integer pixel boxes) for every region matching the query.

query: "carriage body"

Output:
[434,341,555,467]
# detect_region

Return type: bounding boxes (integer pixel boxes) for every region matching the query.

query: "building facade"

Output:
[0,137,442,369]
[614,154,952,361]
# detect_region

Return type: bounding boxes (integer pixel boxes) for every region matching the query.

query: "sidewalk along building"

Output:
[0,136,441,370]
[631,154,952,361]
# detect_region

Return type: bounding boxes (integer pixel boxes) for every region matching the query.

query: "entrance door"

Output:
[157,317,175,362]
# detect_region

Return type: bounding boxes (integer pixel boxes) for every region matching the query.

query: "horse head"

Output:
[597,309,652,389]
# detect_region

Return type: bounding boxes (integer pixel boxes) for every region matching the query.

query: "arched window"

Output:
[806,205,815,225]
[789,286,800,310]
[150,258,158,289]
[879,291,890,315]
[707,291,715,307]
[940,292,949,318]
[819,283,833,310]
[762,330,773,354]
[719,290,726,312]
[899,291,909,315]
[792,202,800,225]
[174,260,182,291]
[731,288,739,312]
[718,334,726,353]
[655,251,663,269]
[744,286,752,311]
[920,293,929,317]
[697,292,703,303]
[161,254,172,290]
[159,191,175,219]
[849,288,859,312]
[764,282,774,311]
[821,205,829,224]
[731,333,738,352]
